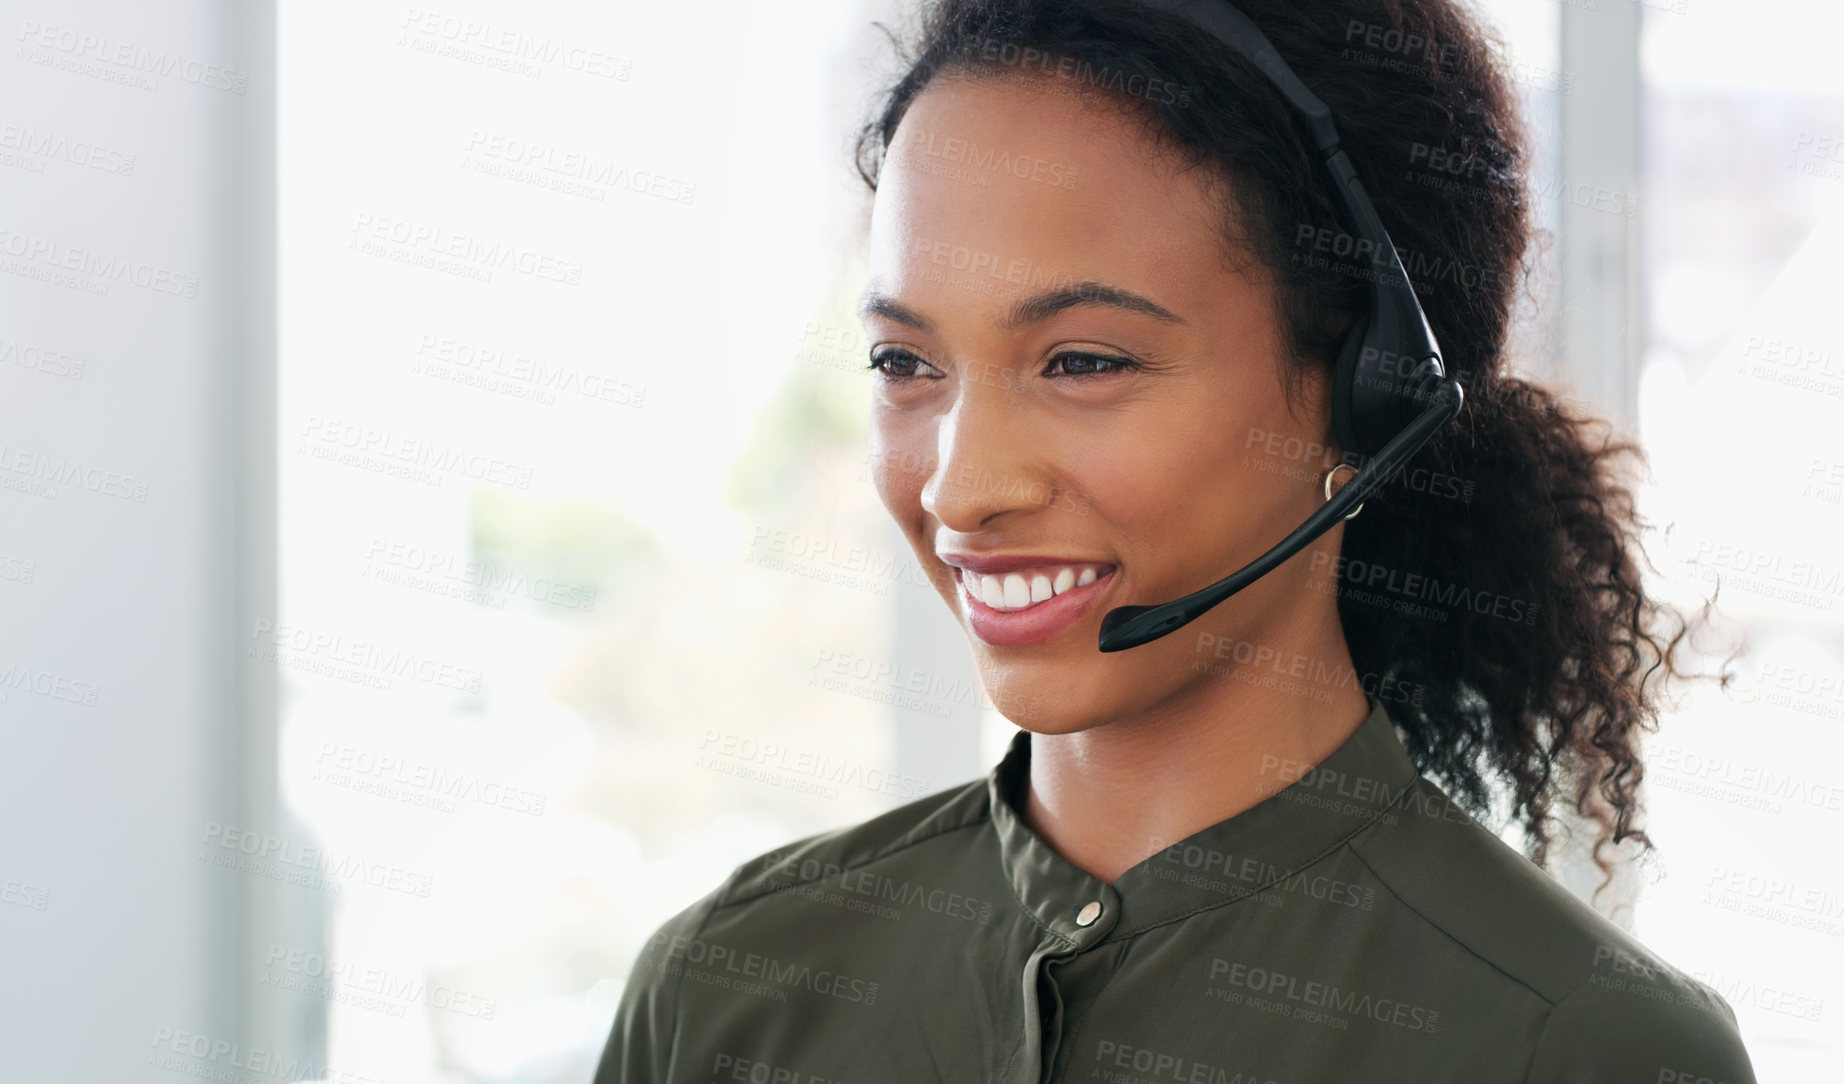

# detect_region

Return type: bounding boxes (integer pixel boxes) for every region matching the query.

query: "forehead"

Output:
[865,74,1233,309]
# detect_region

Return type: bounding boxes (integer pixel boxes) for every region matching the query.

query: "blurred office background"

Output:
[2,0,1840,1079]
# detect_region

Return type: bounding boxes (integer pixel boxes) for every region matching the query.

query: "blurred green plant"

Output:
[720,301,871,519]
[467,489,667,597]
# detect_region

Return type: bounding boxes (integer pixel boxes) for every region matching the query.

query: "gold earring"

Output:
[1322,463,1363,520]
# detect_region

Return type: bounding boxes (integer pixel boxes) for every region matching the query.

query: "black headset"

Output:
[1097,0,1466,652]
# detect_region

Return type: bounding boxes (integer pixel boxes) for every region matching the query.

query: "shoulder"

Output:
[715,769,993,909]
[1348,777,1756,1083]
[592,876,716,1084]
[645,765,990,948]
[593,772,993,1082]
[1524,969,1757,1083]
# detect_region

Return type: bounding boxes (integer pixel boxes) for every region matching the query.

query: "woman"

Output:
[597,0,1755,1080]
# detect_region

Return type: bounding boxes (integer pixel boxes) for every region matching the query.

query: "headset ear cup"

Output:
[1330,314,1370,459]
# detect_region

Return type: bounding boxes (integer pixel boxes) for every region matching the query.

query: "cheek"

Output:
[867,423,930,513]
[871,464,920,520]
[1064,406,1235,524]
[1076,451,1208,543]
[1069,393,1300,563]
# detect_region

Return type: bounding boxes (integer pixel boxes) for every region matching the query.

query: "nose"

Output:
[919,377,1061,533]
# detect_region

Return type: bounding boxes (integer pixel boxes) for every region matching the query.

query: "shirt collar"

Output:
[984,694,1421,947]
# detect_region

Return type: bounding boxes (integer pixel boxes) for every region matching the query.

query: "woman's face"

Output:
[860,73,1344,734]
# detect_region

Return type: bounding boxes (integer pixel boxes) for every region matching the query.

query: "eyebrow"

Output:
[857,280,1185,334]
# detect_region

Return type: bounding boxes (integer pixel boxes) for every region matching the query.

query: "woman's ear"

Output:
[1282,357,1341,456]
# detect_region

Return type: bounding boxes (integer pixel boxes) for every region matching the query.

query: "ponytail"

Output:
[1342,373,1717,890]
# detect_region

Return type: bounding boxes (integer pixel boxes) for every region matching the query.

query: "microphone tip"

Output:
[1098,604,1186,652]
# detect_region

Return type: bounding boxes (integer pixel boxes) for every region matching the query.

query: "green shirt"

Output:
[595,696,1757,1083]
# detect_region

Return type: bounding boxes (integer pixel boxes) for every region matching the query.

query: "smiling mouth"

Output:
[956,562,1117,612]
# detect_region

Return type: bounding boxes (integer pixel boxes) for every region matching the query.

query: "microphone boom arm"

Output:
[1097,377,1464,652]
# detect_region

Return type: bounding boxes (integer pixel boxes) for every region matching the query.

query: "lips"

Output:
[954,562,1119,647]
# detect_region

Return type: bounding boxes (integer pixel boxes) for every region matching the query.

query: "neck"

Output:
[1017,617,1370,886]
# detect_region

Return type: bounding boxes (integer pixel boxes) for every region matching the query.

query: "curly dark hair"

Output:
[849,0,1740,904]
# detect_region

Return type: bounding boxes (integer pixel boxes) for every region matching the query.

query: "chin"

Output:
[975,671,1105,733]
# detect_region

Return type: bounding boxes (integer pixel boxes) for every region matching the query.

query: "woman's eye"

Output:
[865,347,941,381]
[1045,351,1141,379]
[865,347,1141,382]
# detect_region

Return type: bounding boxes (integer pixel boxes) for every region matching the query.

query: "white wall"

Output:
[0,1,283,1076]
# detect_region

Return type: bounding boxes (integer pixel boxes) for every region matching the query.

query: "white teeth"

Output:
[967,563,1112,612]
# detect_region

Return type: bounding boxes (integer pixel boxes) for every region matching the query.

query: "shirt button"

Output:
[1075,900,1102,926]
